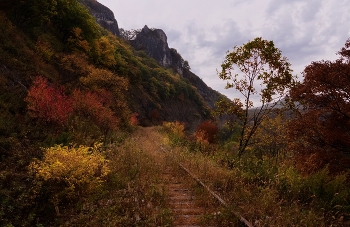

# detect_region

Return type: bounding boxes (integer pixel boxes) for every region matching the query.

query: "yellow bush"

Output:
[162,121,185,138]
[30,144,109,209]
[94,36,116,67]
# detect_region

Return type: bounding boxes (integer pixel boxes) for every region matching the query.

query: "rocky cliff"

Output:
[130,25,223,109]
[79,0,120,36]
[131,25,173,68]
[82,1,224,110]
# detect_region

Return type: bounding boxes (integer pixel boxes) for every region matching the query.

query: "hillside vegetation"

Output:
[0,0,211,225]
[0,0,350,226]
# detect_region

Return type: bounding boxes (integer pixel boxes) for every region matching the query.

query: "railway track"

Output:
[163,169,204,226]
[177,163,253,227]
[133,127,253,227]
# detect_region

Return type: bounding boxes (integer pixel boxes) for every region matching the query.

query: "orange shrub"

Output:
[130,112,139,126]
[195,120,218,144]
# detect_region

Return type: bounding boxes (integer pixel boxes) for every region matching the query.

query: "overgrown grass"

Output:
[162,121,350,226]
[54,131,172,226]
[8,129,171,227]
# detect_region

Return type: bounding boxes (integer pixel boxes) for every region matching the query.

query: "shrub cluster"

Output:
[29,144,109,215]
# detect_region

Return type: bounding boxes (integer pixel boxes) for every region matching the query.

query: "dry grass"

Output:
[160,123,350,227]
[56,126,350,226]
[58,127,172,226]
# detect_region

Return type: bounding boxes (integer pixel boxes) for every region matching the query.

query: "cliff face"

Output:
[79,0,120,36]
[81,1,224,111]
[130,25,223,109]
[131,25,172,68]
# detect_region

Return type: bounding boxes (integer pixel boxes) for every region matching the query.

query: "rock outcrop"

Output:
[131,25,172,68]
[130,25,223,109]
[79,0,120,36]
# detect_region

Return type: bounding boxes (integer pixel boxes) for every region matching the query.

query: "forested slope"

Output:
[0,0,216,225]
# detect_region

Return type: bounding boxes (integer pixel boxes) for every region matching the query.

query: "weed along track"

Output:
[132,127,253,227]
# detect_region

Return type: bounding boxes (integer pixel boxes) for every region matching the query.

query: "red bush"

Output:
[288,38,350,173]
[130,113,139,126]
[72,89,119,133]
[195,120,218,144]
[25,76,72,125]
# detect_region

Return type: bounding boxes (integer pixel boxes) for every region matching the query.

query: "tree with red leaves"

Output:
[289,38,350,173]
[25,76,72,125]
[195,120,218,144]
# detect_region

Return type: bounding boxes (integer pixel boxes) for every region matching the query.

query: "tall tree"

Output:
[288,38,350,173]
[218,37,295,156]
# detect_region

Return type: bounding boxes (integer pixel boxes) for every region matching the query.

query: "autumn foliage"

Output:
[195,120,218,144]
[25,76,72,125]
[130,112,139,126]
[72,89,119,134]
[218,37,295,156]
[29,144,109,214]
[288,38,350,173]
[25,76,121,140]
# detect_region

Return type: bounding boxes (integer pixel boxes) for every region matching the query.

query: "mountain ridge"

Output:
[84,0,225,110]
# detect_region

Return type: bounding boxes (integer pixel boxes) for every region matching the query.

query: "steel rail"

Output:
[178,163,254,227]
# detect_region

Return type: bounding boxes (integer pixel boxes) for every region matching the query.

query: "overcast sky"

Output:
[98,0,350,104]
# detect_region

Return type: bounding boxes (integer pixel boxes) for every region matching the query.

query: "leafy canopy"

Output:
[288,38,350,173]
[219,37,294,106]
[218,37,295,156]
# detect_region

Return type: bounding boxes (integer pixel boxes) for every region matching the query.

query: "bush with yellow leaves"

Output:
[29,144,109,215]
[162,121,187,146]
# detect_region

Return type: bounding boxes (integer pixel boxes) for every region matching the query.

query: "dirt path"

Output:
[131,127,212,226]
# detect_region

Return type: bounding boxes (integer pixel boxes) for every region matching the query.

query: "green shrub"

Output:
[276,165,350,224]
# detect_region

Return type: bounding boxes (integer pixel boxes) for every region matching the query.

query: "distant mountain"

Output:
[81,0,226,118]
[129,25,223,109]
[80,0,224,126]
